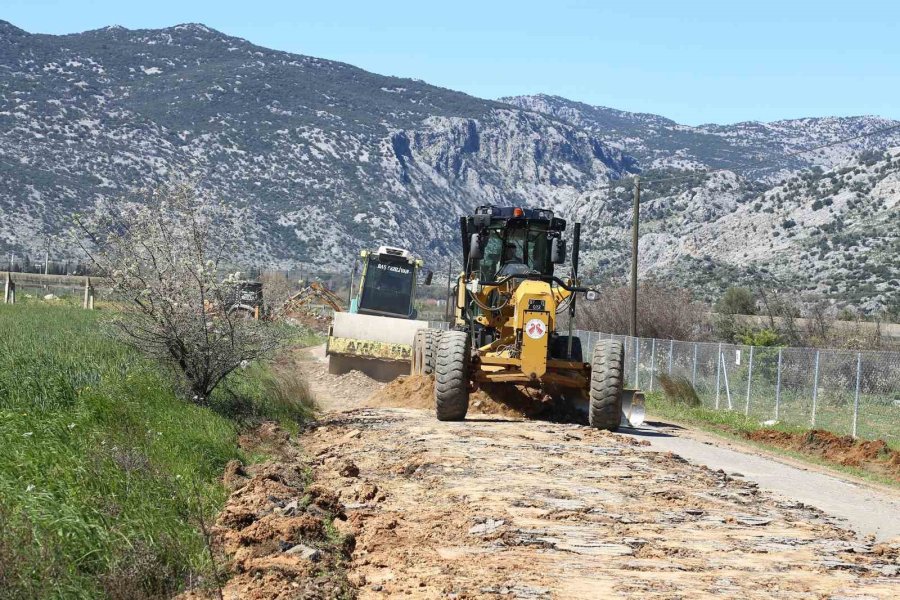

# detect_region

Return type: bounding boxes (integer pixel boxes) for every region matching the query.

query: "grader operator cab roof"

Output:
[471,205,567,231]
[463,206,568,278]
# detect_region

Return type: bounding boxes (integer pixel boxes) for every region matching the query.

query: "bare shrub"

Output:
[804,298,834,345]
[100,538,182,600]
[76,180,287,403]
[658,374,701,407]
[258,271,301,314]
[577,280,706,341]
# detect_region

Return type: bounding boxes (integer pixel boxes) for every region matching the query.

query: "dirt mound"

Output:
[745,429,900,482]
[176,425,354,600]
[365,374,435,410]
[367,374,585,422]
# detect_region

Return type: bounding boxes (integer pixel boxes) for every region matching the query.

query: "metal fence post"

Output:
[852,352,861,438]
[811,350,820,428]
[775,348,783,421]
[649,338,656,391]
[668,339,674,375]
[691,343,698,387]
[721,350,733,410]
[715,342,722,410]
[3,273,12,304]
[634,339,640,388]
[744,345,754,416]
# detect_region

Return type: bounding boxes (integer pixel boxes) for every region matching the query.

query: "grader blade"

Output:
[620,389,646,428]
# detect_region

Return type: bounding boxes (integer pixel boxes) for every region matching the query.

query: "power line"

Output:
[630,121,900,187]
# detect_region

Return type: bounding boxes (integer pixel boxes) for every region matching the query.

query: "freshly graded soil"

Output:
[196,347,898,599]
[367,374,583,421]
[296,348,900,598]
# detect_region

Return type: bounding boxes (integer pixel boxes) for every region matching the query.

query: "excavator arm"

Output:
[280,282,346,316]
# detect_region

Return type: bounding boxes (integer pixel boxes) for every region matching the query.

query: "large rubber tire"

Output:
[588,339,624,430]
[434,330,470,421]
[422,330,439,375]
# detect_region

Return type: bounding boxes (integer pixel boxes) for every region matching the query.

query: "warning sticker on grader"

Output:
[525,319,547,339]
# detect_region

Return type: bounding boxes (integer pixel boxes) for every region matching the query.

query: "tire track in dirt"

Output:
[299,349,900,598]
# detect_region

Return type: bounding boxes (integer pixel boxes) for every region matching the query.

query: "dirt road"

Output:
[302,348,899,598]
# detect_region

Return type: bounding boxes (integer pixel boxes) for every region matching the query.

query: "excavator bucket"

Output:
[326,312,429,381]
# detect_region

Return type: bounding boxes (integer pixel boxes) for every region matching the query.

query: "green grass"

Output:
[645,391,900,487]
[0,302,316,598]
[645,359,900,450]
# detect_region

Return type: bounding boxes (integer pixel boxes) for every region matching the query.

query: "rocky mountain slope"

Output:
[1,21,897,313]
[505,95,899,313]
[0,20,633,265]
[504,94,900,177]
[571,150,899,314]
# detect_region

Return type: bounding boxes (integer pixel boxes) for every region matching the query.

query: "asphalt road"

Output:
[620,421,900,541]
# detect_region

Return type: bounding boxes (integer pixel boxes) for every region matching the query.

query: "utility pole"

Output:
[630,176,640,338]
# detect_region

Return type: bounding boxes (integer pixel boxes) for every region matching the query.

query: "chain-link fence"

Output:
[426,321,900,443]
[572,330,900,443]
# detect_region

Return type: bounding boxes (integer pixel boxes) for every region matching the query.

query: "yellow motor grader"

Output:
[411,205,644,430]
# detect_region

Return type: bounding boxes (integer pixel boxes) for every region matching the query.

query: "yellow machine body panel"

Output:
[513,281,554,379]
[456,276,583,384]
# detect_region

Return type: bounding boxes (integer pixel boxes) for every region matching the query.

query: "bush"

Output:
[735,327,780,347]
[716,287,756,316]
[576,281,706,341]
[658,374,701,407]
[75,181,288,403]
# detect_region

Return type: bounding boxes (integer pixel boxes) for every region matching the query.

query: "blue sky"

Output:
[4,0,898,125]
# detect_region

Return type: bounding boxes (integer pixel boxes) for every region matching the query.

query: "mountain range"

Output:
[1,20,897,313]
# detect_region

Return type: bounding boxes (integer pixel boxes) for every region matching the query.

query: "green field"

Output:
[0,301,316,598]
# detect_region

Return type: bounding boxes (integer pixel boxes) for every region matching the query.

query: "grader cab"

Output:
[412,205,644,430]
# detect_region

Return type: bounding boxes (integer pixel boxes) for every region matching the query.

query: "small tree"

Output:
[716,287,756,315]
[76,181,285,404]
[714,286,757,342]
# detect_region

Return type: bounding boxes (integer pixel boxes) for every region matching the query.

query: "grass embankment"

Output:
[647,378,900,487]
[0,301,320,598]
